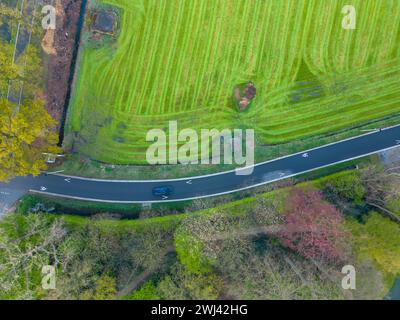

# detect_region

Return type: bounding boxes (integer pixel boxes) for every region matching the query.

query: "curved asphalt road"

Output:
[1,125,400,206]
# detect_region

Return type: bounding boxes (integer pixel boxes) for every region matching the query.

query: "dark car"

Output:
[152,185,174,197]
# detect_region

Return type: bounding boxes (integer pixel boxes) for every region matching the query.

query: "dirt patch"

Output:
[234,81,257,112]
[44,0,83,128]
[42,29,56,55]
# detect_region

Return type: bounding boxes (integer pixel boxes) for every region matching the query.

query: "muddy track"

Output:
[44,0,87,144]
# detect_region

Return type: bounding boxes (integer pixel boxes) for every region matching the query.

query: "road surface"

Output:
[1,124,400,210]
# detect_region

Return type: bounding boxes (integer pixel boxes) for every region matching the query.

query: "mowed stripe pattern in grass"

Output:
[67,0,400,164]
[246,0,400,143]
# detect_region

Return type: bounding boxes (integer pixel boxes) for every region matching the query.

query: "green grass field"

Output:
[65,0,400,164]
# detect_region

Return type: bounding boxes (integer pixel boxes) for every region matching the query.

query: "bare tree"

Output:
[361,164,400,221]
[0,214,67,299]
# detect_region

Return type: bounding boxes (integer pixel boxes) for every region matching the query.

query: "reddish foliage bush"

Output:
[278,188,348,262]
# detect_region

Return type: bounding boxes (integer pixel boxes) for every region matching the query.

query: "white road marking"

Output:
[186,180,192,185]
[44,169,65,174]
[47,123,400,183]
[162,196,169,200]
[40,186,47,191]
[361,129,379,132]
[302,153,309,158]
[29,144,400,204]
[0,191,11,195]
[64,178,71,183]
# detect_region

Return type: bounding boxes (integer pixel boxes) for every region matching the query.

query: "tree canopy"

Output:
[0,98,60,181]
[278,188,349,263]
[347,212,400,276]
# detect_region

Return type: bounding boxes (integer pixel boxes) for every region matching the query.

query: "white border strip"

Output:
[31,144,400,203]
[46,123,400,183]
